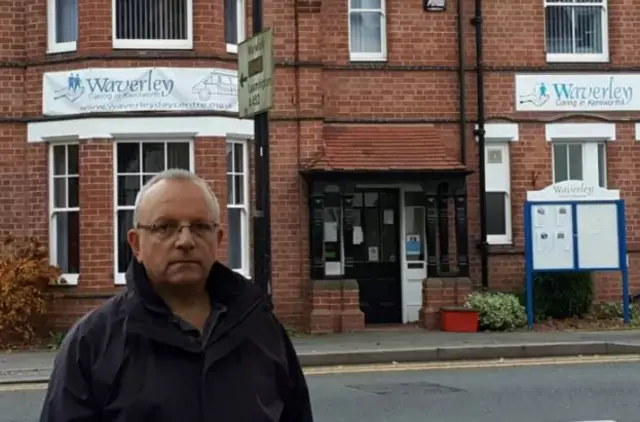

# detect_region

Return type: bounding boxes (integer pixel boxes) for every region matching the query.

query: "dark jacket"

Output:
[39,260,313,422]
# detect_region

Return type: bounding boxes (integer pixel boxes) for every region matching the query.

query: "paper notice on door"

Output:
[384,209,394,225]
[368,246,379,262]
[352,226,363,245]
[323,222,338,242]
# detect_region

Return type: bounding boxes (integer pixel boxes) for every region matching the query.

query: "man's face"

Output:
[127,179,223,288]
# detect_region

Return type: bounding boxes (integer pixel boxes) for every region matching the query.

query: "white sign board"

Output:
[238,28,274,118]
[42,67,238,116]
[526,181,621,271]
[515,74,639,112]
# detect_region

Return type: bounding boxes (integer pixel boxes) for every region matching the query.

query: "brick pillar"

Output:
[308,279,365,333]
[340,279,365,332]
[419,277,473,330]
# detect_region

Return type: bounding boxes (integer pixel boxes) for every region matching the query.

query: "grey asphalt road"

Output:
[1,361,638,421]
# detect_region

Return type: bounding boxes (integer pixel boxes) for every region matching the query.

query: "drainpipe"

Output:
[472,0,489,289]
[457,0,466,165]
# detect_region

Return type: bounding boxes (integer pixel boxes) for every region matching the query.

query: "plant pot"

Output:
[440,307,479,333]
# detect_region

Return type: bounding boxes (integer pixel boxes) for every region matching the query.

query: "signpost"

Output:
[238,15,274,301]
[238,28,274,118]
[524,180,630,329]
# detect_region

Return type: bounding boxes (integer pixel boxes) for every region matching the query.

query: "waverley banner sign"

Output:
[515,74,639,112]
[42,67,239,116]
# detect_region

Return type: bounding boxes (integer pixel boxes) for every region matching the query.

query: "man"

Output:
[40,169,313,422]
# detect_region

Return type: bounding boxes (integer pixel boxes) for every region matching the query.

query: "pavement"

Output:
[3,358,639,421]
[2,328,640,385]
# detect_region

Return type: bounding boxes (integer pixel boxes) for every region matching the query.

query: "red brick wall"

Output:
[3,0,640,332]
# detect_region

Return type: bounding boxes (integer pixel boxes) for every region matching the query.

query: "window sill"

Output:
[47,41,77,54]
[349,54,387,63]
[112,39,194,50]
[51,273,79,286]
[546,53,609,64]
[226,43,238,54]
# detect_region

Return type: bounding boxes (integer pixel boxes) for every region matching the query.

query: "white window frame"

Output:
[47,0,78,53]
[49,142,80,285]
[112,140,195,285]
[484,142,512,245]
[226,139,251,278]
[348,0,387,62]
[225,0,246,54]
[546,122,613,188]
[551,142,607,188]
[543,0,609,63]
[111,0,194,50]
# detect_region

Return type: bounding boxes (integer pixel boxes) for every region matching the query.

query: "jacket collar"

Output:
[125,259,261,314]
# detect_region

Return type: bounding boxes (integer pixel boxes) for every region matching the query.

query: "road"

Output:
[1,359,638,421]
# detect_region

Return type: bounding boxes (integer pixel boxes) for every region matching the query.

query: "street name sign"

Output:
[237,28,274,118]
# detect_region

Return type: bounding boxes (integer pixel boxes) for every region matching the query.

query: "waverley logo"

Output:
[551,76,633,108]
[84,69,174,100]
[552,182,595,198]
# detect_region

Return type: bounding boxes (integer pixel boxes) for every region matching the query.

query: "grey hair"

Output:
[132,169,221,226]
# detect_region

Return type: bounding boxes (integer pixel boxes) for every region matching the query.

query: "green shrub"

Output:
[596,302,640,323]
[528,272,594,319]
[465,292,527,331]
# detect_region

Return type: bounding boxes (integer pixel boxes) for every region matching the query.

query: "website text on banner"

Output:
[42,67,239,116]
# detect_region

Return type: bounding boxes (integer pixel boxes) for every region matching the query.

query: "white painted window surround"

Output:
[112,0,194,50]
[546,123,613,188]
[543,0,609,63]
[47,0,78,53]
[49,142,80,285]
[226,139,251,278]
[477,123,519,245]
[348,0,387,62]
[225,0,246,54]
[29,116,254,285]
[635,123,640,141]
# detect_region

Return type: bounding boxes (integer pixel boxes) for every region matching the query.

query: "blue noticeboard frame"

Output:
[524,198,630,329]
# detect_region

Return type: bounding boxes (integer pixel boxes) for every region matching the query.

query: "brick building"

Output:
[2,0,639,333]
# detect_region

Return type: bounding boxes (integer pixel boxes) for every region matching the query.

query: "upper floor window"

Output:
[113,0,193,49]
[225,0,246,53]
[47,0,79,53]
[348,0,387,62]
[544,0,609,63]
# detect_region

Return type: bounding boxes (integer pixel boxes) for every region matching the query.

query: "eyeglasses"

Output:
[136,221,219,240]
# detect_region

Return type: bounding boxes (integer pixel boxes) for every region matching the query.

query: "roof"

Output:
[301,125,467,173]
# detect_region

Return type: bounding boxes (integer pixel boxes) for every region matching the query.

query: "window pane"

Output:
[227,174,235,204]
[227,208,243,270]
[167,143,190,169]
[351,0,381,9]
[118,175,140,206]
[55,0,78,43]
[115,0,188,41]
[486,192,506,236]
[53,178,66,208]
[53,145,66,176]
[68,176,79,208]
[350,12,382,54]
[404,207,425,261]
[117,210,134,273]
[233,143,244,173]
[553,144,568,182]
[224,0,238,44]
[234,175,244,205]
[568,143,583,180]
[67,144,79,174]
[226,143,233,171]
[545,6,572,54]
[117,143,140,173]
[142,143,165,173]
[323,207,341,263]
[575,6,602,54]
[597,143,606,187]
[54,211,80,274]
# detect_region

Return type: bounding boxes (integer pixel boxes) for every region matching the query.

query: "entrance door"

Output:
[346,189,402,324]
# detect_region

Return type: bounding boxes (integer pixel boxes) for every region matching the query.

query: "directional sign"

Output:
[237,28,274,118]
